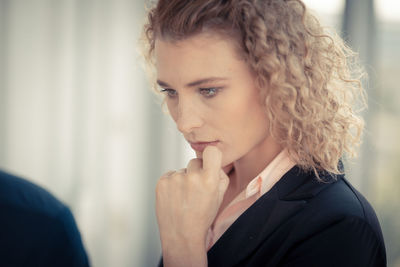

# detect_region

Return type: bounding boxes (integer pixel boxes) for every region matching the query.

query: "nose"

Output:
[174,98,203,134]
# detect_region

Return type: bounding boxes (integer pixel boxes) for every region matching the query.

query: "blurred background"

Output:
[0,0,398,266]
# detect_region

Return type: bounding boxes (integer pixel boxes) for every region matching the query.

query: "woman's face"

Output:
[154,32,271,167]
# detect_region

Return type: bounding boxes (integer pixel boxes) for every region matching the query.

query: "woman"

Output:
[142,0,386,266]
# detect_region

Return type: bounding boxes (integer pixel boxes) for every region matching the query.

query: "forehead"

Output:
[155,33,236,61]
[155,31,244,58]
[154,33,246,82]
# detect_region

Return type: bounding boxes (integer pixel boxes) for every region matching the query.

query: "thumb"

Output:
[202,146,222,175]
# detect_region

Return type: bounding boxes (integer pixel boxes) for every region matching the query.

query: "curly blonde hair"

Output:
[142,0,366,178]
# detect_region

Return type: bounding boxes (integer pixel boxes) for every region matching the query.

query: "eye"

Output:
[160,87,221,99]
[160,88,178,98]
[199,87,220,98]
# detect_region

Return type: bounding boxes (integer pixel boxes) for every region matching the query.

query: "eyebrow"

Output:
[156,77,229,88]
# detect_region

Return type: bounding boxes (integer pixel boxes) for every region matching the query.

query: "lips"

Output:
[190,141,219,152]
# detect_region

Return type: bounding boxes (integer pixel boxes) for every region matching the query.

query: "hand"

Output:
[155,146,230,266]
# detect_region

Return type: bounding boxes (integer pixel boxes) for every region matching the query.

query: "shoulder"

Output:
[0,169,90,267]
[304,174,383,239]
[278,167,383,234]
[280,169,387,266]
[0,169,66,217]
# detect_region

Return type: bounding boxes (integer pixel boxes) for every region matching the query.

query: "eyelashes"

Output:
[199,87,220,98]
[159,87,222,99]
[159,88,178,98]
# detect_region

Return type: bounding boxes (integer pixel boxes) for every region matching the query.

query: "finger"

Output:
[187,158,202,173]
[162,170,175,178]
[176,168,186,174]
[202,145,222,173]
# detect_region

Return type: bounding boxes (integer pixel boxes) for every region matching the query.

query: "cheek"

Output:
[225,96,269,143]
[216,104,250,148]
[224,95,256,128]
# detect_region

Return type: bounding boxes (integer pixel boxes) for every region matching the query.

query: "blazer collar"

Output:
[207,166,340,266]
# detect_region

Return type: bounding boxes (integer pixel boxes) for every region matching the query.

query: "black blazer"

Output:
[159,166,386,267]
[0,170,90,267]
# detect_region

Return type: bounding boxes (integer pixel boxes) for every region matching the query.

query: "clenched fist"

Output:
[155,146,230,267]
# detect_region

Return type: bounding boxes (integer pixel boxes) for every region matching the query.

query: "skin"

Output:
[154,32,282,266]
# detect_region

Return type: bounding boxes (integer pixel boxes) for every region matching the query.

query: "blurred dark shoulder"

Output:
[0,169,66,216]
[0,169,90,267]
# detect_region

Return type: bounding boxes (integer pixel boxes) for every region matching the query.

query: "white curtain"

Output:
[0,0,194,266]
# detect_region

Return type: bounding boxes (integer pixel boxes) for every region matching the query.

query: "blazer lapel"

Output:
[207,166,330,266]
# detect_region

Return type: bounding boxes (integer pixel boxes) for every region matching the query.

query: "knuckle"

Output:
[156,176,170,191]
[188,158,201,165]
[203,169,214,178]
[187,172,201,181]
[203,174,217,187]
[161,170,174,178]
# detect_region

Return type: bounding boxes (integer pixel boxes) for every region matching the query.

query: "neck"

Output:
[230,136,282,193]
